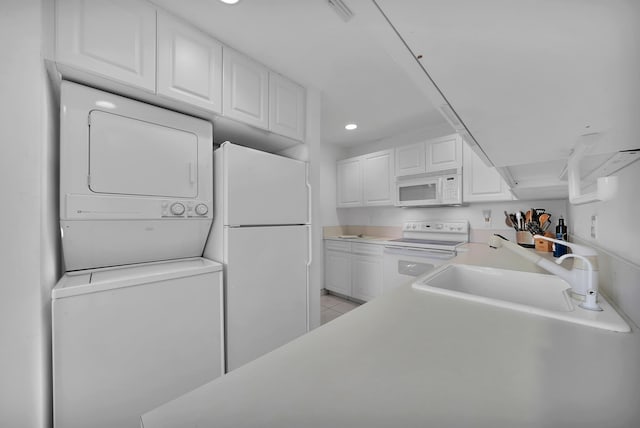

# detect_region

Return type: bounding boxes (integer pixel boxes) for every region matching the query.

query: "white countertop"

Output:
[141,243,640,428]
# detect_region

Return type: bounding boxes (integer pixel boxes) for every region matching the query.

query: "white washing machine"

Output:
[52,257,224,428]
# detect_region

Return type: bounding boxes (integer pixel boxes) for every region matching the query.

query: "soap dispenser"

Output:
[553,217,568,258]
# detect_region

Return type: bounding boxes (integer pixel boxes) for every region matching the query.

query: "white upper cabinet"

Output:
[462,141,514,202]
[336,158,363,208]
[157,11,223,113]
[337,150,394,208]
[426,134,462,172]
[56,0,156,91]
[269,73,306,141]
[395,142,426,177]
[363,150,394,206]
[223,48,269,130]
[395,134,462,178]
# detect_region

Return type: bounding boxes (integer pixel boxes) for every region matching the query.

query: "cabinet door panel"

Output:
[363,150,394,206]
[351,255,383,302]
[223,48,269,129]
[426,134,462,172]
[56,0,156,91]
[462,141,514,202]
[157,12,222,113]
[325,250,351,296]
[269,73,305,141]
[336,158,363,207]
[395,142,426,177]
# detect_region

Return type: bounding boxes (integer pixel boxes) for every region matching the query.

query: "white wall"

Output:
[0,1,60,427]
[305,87,323,330]
[336,199,569,238]
[568,160,640,326]
[568,160,640,266]
[342,123,453,158]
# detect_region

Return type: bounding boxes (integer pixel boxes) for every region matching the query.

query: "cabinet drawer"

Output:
[351,243,384,256]
[325,240,352,252]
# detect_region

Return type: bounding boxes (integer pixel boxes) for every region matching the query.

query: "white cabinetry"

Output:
[336,149,394,207]
[350,243,384,302]
[363,150,394,206]
[324,241,352,296]
[222,48,269,130]
[395,142,426,177]
[269,73,306,141]
[395,134,462,178]
[336,158,363,207]
[56,0,157,91]
[324,241,383,302]
[462,141,514,202]
[426,134,462,172]
[157,11,223,113]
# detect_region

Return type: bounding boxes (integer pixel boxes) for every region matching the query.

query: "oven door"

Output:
[395,176,441,207]
[382,246,455,294]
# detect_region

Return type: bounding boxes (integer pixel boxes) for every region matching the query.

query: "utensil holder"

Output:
[516,231,534,248]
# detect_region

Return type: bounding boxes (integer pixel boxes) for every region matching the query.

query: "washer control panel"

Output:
[161,200,210,218]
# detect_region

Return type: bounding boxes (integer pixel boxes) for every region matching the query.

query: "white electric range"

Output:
[382,221,469,293]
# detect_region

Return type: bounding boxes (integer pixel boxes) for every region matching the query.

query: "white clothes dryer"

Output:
[59,81,214,271]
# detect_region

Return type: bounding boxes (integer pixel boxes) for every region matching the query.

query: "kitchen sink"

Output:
[413,264,630,332]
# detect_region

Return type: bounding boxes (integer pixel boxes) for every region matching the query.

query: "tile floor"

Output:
[320,293,361,325]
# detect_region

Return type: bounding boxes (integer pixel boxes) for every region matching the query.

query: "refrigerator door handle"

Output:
[306,224,312,332]
[305,163,312,225]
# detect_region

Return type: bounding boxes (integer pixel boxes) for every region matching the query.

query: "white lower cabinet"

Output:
[324,241,352,297]
[324,241,383,302]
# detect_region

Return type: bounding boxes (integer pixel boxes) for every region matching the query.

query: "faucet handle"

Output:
[532,234,598,256]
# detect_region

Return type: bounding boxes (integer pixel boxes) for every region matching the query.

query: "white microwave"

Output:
[395,171,462,207]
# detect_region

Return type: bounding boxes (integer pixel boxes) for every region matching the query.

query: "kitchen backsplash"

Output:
[335,199,569,233]
[323,225,402,239]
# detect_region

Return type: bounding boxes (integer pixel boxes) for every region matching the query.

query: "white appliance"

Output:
[52,258,224,428]
[59,81,213,271]
[395,170,462,207]
[383,220,469,292]
[204,142,310,371]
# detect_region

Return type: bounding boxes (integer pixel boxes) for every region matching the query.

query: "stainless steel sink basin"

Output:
[412,264,630,332]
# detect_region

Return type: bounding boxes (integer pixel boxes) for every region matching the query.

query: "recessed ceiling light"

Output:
[219,0,240,4]
[345,123,358,130]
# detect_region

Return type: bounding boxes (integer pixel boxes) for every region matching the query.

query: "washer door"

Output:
[89,110,198,198]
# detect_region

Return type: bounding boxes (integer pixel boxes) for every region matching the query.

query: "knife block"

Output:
[534,232,555,252]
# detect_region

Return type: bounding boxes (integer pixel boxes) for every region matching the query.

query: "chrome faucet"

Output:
[488,234,602,311]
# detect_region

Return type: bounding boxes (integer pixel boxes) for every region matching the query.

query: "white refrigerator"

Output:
[204,142,310,371]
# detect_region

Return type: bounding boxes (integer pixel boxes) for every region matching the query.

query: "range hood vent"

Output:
[328,0,354,22]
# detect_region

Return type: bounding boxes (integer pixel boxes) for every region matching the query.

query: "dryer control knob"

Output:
[170,202,186,216]
[195,203,208,216]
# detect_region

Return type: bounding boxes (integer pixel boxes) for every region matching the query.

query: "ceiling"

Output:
[151,0,639,175]
[151,0,451,147]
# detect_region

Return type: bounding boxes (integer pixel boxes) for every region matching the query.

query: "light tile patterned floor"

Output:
[321,293,361,325]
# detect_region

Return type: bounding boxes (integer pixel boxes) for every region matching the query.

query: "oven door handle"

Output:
[383,246,455,259]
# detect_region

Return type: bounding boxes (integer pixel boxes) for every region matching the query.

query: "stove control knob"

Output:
[436,224,443,230]
[411,224,417,230]
[170,202,185,216]
[195,203,208,216]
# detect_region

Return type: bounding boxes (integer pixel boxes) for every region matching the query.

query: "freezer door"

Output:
[225,225,309,371]
[222,143,309,225]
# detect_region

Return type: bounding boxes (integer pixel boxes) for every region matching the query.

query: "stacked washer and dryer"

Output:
[52,82,224,428]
